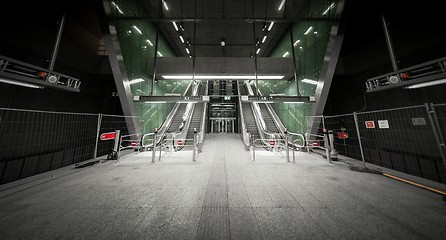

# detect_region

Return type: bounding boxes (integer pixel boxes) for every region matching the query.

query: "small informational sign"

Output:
[269,140,275,146]
[412,117,427,126]
[378,120,389,129]
[177,139,183,145]
[365,121,375,129]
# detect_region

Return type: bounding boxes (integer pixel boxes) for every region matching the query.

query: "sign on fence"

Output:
[365,121,375,129]
[100,132,116,141]
[378,120,389,129]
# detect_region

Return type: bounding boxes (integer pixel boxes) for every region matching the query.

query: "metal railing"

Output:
[236,82,251,149]
[250,134,305,163]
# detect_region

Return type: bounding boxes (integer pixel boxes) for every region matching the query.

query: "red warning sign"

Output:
[337,132,348,139]
[365,121,375,129]
[312,142,319,147]
[100,132,116,141]
[131,141,137,146]
[177,139,183,145]
[269,140,275,146]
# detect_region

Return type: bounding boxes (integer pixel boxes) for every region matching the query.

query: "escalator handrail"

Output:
[198,81,209,146]
[254,87,287,138]
[236,81,251,148]
[171,80,201,148]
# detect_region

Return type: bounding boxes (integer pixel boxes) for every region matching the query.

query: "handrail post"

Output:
[193,128,197,162]
[158,136,163,162]
[152,128,158,163]
[252,135,256,161]
[285,129,290,163]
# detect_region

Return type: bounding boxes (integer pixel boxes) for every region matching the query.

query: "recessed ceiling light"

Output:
[132,25,142,34]
[172,22,178,31]
[161,75,284,80]
[268,22,274,31]
[278,0,286,11]
[302,78,318,85]
[304,26,313,35]
[162,0,169,10]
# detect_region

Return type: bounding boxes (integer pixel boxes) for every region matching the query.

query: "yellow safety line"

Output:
[383,173,446,196]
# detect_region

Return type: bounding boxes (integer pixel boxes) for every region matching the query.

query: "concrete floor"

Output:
[0,134,445,240]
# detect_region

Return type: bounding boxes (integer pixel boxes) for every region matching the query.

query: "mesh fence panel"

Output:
[0,108,98,184]
[324,113,362,161]
[323,105,445,183]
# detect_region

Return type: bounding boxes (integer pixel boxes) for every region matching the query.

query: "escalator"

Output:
[186,81,207,142]
[239,81,287,150]
[186,102,203,142]
[257,103,280,134]
[242,102,260,140]
[166,104,187,132]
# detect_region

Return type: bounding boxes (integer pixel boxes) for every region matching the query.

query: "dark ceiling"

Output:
[114,0,311,57]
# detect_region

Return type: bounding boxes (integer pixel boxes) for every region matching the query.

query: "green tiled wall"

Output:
[258,0,340,134]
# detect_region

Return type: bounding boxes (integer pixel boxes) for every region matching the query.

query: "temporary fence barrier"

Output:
[312,103,446,184]
[0,108,141,185]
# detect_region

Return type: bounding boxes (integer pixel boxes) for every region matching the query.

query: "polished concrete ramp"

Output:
[0,134,445,240]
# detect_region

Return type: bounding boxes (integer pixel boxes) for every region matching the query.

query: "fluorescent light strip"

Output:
[301,78,318,85]
[186,48,190,54]
[157,51,163,57]
[322,3,335,15]
[129,78,145,85]
[293,39,300,46]
[268,22,274,31]
[0,78,44,89]
[132,25,142,34]
[172,22,178,31]
[145,101,167,103]
[111,2,124,14]
[162,0,169,10]
[161,75,284,80]
[405,79,446,89]
[262,35,267,43]
[278,0,286,10]
[284,102,304,104]
[282,52,289,57]
[146,39,153,46]
[179,36,184,43]
[304,26,313,35]
[256,48,261,54]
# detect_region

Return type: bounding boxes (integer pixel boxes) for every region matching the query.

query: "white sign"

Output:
[412,117,426,126]
[378,120,389,129]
